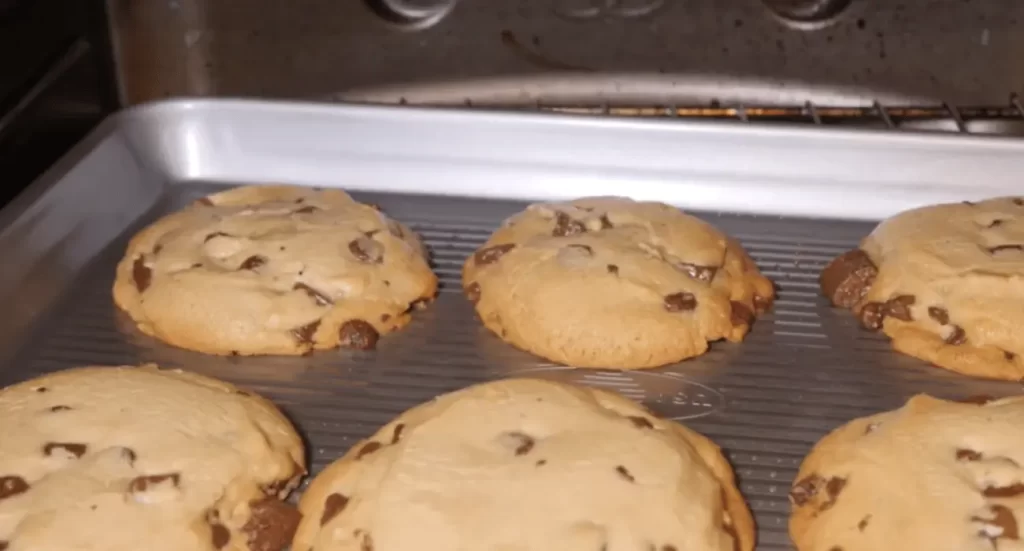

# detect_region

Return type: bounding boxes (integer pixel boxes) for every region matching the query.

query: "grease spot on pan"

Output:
[514,366,725,421]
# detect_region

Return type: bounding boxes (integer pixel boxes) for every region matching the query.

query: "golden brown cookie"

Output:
[293,378,754,551]
[113,185,438,356]
[789,394,1024,551]
[821,196,1024,380]
[0,364,305,551]
[461,196,775,369]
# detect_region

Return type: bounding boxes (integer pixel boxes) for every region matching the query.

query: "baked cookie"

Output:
[293,378,754,551]
[789,394,1024,551]
[113,185,437,356]
[0,364,305,551]
[461,197,775,369]
[821,197,1024,380]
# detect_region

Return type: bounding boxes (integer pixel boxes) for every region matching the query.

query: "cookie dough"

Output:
[293,378,754,551]
[461,197,775,370]
[789,393,1024,551]
[820,197,1024,380]
[113,185,438,356]
[0,364,305,551]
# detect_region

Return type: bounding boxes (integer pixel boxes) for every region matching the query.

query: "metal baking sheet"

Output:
[4,100,1024,550]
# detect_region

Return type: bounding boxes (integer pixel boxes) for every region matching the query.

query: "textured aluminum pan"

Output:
[3,100,1024,550]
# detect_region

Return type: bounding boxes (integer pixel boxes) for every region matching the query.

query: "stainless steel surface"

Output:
[106,0,1024,109]
[6,99,1024,550]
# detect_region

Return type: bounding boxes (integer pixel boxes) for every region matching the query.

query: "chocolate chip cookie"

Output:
[821,197,1024,380]
[113,185,438,356]
[0,364,305,551]
[461,197,775,369]
[789,394,1024,551]
[293,378,754,551]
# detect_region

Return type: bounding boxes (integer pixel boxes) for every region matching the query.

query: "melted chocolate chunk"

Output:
[675,262,717,283]
[210,521,230,549]
[1007,350,1018,361]
[293,283,333,306]
[607,264,619,275]
[0,476,29,500]
[356,441,382,460]
[121,448,137,465]
[290,320,320,345]
[243,498,302,551]
[956,448,982,461]
[294,205,318,214]
[989,219,1006,228]
[790,475,824,506]
[321,493,349,526]
[883,295,915,321]
[132,257,152,292]
[129,473,180,493]
[945,325,967,345]
[566,244,593,255]
[629,416,654,429]
[957,395,995,405]
[239,255,267,270]
[338,320,379,350]
[984,484,1024,498]
[730,301,754,326]
[989,244,1024,254]
[552,211,587,237]
[858,515,871,531]
[973,504,1020,542]
[1015,198,1024,206]
[615,465,635,483]
[43,442,87,458]
[820,249,878,308]
[465,282,482,304]
[928,306,950,325]
[821,477,847,511]
[361,532,375,551]
[664,292,697,312]
[349,237,384,264]
[858,302,884,330]
[503,432,535,455]
[599,215,614,229]
[49,405,71,412]
[391,423,405,444]
[474,243,517,266]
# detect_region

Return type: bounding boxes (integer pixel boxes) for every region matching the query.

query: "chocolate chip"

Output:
[730,301,754,326]
[338,320,379,350]
[295,206,318,214]
[957,395,995,405]
[153,244,163,254]
[132,257,152,292]
[1015,198,1024,206]
[662,546,677,551]
[380,313,391,323]
[129,473,180,493]
[536,459,547,467]
[858,302,884,330]
[629,416,654,429]
[675,263,717,283]
[858,514,871,531]
[664,292,697,312]
[615,465,635,483]
[290,320,320,345]
[790,475,824,506]
[356,441,382,460]
[293,283,333,306]
[391,423,405,444]
[599,214,614,229]
[989,219,1006,228]
[973,504,1019,542]
[361,532,375,551]
[43,442,87,458]
[945,324,967,345]
[465,281,482,304]
[820,249,878,308]
[828,547,843,551]
[928,306,950,325]
[474,243,516,266]
[242,498,302,551]
[1007,351,1018,361]
[0,541,8,550]
[121,448,137,464]
[984,484,1024,497]
[204,231,230,242]
[0,476,29,500]
[502,432,535,455]
[349,236,384,264]
[49,405,71,412]
[864,422,880,434]
[882,294,915,321]
[753,293,773,314]
[566,244,593,255]
[553,211,587,237]
[607,264,619,275]
[239,255,267,270]
[34,387,47,393]
[210,521,230,549]
[821,477,847,511]
[989,244,1024,254]
[321,493,349,526]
